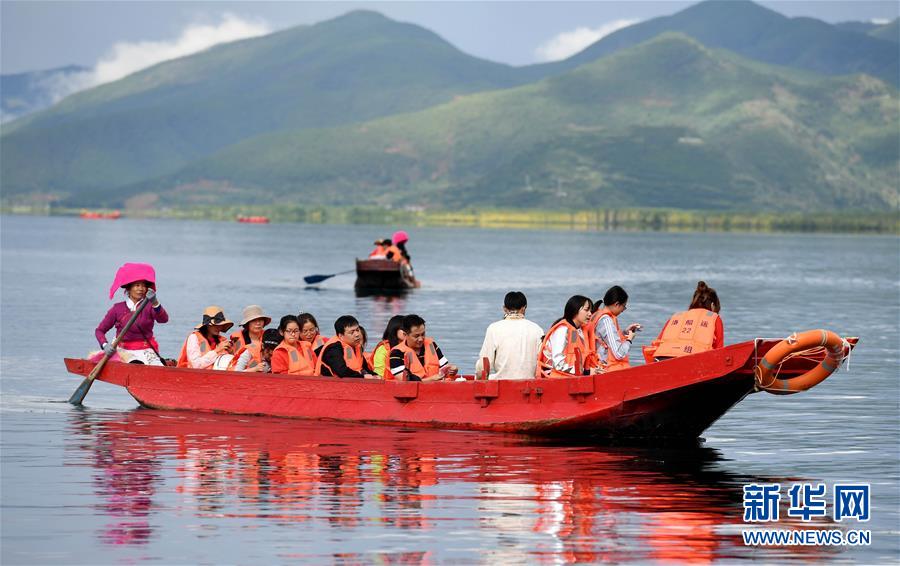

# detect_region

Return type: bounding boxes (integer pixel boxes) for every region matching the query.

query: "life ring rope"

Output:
[754,329,851,395]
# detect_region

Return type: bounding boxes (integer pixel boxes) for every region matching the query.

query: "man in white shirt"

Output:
[475,291,544,380]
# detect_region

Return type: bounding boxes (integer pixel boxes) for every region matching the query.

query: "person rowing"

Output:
[95,262,168,365]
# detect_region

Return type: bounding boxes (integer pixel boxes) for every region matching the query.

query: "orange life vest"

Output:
[651,309,719,358]
[385,244,409,265]
[308,334,326,352]
[273,341,316,375]
[230,330,248,349]
[393,338,440,379]
[368,245,388,258]
[176,330,221,368]
[593,309,631,372]
[315,336,365,376]
[227,342,263,371]
[537,320,589,378]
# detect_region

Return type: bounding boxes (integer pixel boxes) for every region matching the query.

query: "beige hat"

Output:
[240,305,272,327]
[195,305,234,332]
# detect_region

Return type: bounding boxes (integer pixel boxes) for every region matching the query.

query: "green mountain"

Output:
[566,0,899,86]
[114,34,899,213]
[0,11,546,200]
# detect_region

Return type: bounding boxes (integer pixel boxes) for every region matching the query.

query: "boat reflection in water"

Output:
[68,410,837,563]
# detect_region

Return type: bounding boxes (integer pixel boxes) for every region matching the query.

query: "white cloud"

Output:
[48,13,271,103]
[534,19,639,62]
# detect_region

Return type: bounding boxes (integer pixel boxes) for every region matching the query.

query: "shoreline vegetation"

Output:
[2,204,897,234]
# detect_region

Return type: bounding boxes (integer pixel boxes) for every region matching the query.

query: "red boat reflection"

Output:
[68,409,840,562]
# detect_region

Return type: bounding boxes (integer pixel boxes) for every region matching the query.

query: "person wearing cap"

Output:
[229,305,271,368]
[176,306,235,369]
[230,328,282,372]
[95,262,168,365]
[368,239,390,259]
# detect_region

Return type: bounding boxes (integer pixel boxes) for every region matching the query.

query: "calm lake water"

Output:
[1,215,898,563]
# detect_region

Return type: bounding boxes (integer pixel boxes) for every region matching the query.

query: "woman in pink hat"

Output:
[95,263,169,365]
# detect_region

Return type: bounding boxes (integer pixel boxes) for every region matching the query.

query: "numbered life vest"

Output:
[227,342,263,371]
[537,320,589,378]
[315,337,365,376]
[273,341,317,375]
[176,331,222,368]
[593,310,631,372]
[652,309,720,359]
[393,338,440,379]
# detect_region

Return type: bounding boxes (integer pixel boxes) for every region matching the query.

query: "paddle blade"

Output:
[304,274,333,285]
[68,377,93,405]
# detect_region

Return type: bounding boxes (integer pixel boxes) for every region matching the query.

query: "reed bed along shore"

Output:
[4,204,897,234]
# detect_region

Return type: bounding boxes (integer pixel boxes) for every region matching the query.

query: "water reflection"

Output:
[68,409,838,562]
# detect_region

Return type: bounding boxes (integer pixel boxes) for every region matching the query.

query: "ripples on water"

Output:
[1,216,898,563]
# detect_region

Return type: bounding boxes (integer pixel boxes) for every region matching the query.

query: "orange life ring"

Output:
[755,329,848,395]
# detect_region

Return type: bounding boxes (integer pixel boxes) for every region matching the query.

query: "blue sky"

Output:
[2,1,898,75]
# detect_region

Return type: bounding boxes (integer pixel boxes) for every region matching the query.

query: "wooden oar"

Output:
[68,295,152,405]
[303,270,355,285]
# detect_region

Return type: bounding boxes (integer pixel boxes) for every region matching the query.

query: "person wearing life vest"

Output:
[648,281,723,361]
[372,315,406,379]
[368,239,390,259]
[229,328,282,372]
[537,295,594,378]
[385,231,411,265]
[590,286,641,373]
[389,314,458,381]
[297,312,327,355]
[227,305,271,371]
[271,315,317,375]
[316,315,377,378]
[176,306,235,368]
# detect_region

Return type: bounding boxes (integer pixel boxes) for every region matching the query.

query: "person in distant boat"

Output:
[372,315,406,379]
[227,305,271,370]
[316,315,377,378]
[369,239,390,259]
[588,286,641,373]
[389,314,458,382]
[96,262,168,365]
[297,312,326,353]
[537,295,593,378]
[230,328,282,372]
[647,281,723,361]
[385,231,411,265]
[176,306,235,369]
[476,291,544,380]
[271,315,317,375]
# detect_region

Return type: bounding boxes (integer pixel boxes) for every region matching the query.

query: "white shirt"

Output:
[475,316,544,380]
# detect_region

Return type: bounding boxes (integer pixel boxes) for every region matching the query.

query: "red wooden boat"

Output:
[65,332,856,443]
[236,215,270,224]
[80,210,121,219]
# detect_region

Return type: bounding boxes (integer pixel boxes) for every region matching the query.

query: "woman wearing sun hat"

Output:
[227,305,272,372]
[95,262,168,365]
[176,306,235,369]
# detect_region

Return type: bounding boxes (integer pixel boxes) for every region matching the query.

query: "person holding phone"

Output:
[589,286,641,373]
[176,306,235,369]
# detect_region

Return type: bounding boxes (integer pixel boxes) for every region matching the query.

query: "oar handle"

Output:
[70,295,154,404]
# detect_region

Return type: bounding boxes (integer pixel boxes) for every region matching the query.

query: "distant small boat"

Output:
[80,210,121,220]
[355,258,418,293]
[236,215,270,224]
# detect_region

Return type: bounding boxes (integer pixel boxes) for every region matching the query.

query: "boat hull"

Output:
[354,258,416,293]
[65,338,840,442]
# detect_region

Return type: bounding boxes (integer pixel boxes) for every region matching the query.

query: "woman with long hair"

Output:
[649,281,723,360]
[589,286,641,372]
[537,295,593,378]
